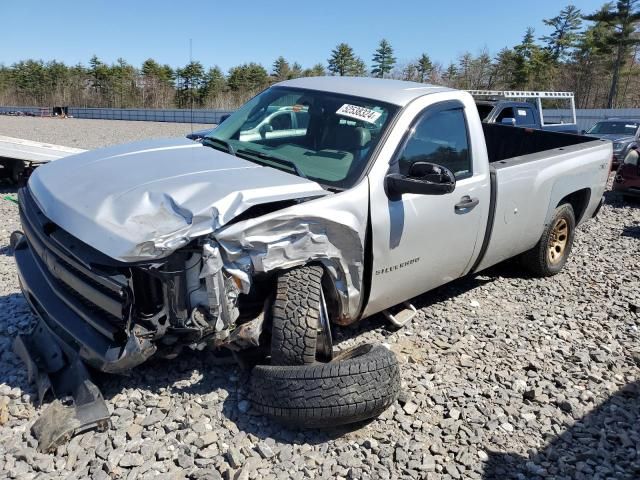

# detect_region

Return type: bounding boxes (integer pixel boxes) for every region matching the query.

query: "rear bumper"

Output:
[13,234,155,373]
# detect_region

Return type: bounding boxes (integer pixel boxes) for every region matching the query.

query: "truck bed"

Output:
[473,123,611,273]
[483,123,596,165]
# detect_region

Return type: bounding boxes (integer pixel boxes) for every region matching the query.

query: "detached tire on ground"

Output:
[521,203,576,277]
[270,265,324,366]
[249,344,401,427]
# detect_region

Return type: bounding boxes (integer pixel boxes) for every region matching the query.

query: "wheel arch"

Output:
[557,188,591,224]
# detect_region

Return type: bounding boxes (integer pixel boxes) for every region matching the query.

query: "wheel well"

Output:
[558,188,590,223]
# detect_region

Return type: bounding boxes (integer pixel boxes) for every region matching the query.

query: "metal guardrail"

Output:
[0,106,232,124]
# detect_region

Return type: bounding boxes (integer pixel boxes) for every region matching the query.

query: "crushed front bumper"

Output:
[12,230,157,452]
[13,232,155,373]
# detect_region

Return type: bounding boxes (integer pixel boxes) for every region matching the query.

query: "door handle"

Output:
[455,195,479,213]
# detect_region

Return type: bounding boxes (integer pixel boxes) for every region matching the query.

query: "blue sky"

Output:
[1,0,607,72]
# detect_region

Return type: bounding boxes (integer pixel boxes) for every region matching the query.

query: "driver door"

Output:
[365,100,489,315]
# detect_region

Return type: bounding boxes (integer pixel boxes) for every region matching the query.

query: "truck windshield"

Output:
[587,121,639,135]
[206,86,399,189]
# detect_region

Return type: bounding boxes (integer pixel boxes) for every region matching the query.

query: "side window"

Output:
[515,107,536,126]
[398,107,471,178]
[269,111,292,131]
[495,107,515,122]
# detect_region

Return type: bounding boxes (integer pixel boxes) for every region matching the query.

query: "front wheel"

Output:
[521,203,576,277]
[270,265,332,366]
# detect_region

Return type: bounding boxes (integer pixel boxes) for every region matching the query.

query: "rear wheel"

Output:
[522,203,576,277]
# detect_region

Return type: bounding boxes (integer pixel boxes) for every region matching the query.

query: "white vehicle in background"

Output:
[0,135,85,184]
[238,105,309,142]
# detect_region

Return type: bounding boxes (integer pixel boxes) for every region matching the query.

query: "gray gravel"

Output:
[0,116,211,149]
[1,118,639,479]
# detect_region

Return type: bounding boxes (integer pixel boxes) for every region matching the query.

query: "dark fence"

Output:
[0,106,232,124]
[545,108,640,132]
[2,105,640,130]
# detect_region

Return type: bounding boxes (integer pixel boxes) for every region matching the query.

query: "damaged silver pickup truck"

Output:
[11,77,611,450]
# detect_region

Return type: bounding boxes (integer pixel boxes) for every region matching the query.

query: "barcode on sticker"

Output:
[336,104,382,124]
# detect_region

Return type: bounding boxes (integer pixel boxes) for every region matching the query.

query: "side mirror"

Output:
[580,130,586,135]
[386,162,456,197]
[500,118,516,126]
[259,124,273,139]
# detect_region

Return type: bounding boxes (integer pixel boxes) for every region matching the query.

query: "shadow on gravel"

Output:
[483,380,640,480]
[622,224,640,239]
[0,184,18,195]
[603,189,640,209]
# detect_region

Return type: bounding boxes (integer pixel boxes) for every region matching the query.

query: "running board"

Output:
[13,319,111,453]
[383,302,418,328]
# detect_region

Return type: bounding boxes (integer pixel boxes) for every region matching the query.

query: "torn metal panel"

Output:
[13,320,111,453]
[216,181,370,323]
[28,137,329,262]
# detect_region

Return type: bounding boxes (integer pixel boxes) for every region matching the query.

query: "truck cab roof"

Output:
[276,76,454,107]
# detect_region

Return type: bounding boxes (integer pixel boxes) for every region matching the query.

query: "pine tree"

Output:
[541,5,583,61]
[416,53,433,83]
[290,62,303,79]
[584,0,640,108]
[328,43,356,76]
[176,61,205,108]
[203,66,226,99]
[513,27,555,89]
[304,63,326,77]
[443,63,458,86]
[272,56,290,81]
[350,57,368,77]
[227,63,268,91]
[371,39,396,78]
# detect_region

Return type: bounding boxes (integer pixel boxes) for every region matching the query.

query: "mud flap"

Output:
[13,320,111,453]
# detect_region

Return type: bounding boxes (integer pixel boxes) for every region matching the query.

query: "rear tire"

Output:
[522,203,576,277]
[249,343,401,427]
[270,265,325,366]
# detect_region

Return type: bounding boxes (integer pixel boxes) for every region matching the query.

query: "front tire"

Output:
[522,203,576,277]
[270,265,329,366]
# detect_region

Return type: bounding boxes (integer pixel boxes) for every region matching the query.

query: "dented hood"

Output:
[28,137,329,261]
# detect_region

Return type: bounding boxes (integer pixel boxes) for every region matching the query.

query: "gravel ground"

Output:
[0,116,211,149]
[0,118,639,479]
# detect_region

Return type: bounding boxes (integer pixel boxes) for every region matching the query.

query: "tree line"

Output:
[1,1,639,110]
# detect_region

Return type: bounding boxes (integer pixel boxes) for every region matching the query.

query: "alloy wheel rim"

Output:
[548,217,569,265]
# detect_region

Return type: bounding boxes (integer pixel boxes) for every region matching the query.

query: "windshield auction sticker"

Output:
[336,104,382,124]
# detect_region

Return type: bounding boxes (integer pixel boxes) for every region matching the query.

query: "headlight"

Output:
[613,142,623,151]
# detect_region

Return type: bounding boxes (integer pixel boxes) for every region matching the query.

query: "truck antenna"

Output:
[189,38,194,135]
